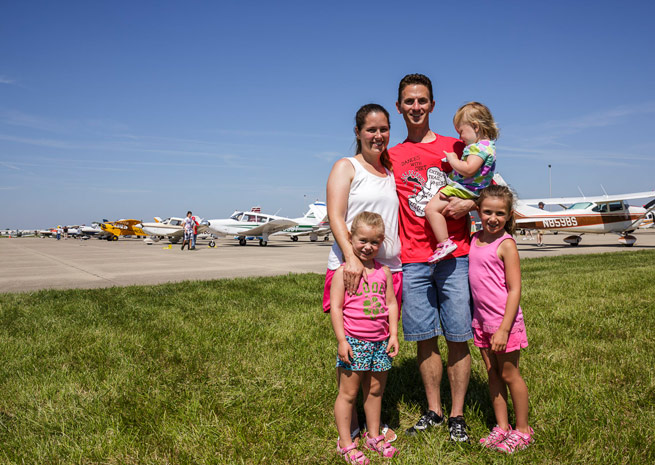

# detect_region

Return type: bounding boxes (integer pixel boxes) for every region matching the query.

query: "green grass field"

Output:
[1,251,654,464]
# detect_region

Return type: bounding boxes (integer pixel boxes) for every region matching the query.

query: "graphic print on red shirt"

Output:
[389,134,471,264]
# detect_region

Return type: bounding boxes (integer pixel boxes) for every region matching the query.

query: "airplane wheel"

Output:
[259,239,267,247]
[209,241,215,248]
[291,236,299,242]
[111,235,118,241]
[239,238,247,246]
[324,235,330,242]
[569,242,579,247]
[625,243,634,247]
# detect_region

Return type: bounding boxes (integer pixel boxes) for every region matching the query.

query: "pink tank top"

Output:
[469,232,526,334]
[342,262,390,342]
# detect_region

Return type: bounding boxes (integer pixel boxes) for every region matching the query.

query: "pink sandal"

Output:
[337,439,370,464]
[364,433,398,458]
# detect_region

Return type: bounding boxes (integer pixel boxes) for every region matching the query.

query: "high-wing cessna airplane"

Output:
[495,174,655,246]
[207,201,329,246]
[140,217,210,245]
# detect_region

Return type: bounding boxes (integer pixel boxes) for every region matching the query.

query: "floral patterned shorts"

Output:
[336,335,392,372]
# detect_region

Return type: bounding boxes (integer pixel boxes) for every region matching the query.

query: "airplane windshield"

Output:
[230,212,244,221]
[568,202,593,210]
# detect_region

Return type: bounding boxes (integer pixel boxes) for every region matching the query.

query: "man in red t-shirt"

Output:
[388,74,475,442]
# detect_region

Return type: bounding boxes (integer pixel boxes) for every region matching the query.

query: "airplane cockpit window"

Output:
[230,212,244,221]
[608,201,624,212]
[307,213,316,219]
[592,204,608,213]
[171,220,181,226]
[569,202,593,210]
[242,214,264,223]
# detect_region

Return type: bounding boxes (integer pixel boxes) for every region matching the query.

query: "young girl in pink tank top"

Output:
[469,185,534,453]
[331,212,399,464]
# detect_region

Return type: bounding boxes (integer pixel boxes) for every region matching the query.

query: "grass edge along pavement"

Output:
[0,251,654,464]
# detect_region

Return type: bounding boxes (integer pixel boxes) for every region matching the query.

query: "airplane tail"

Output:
[493,173,508,187]
[305,201,328,224]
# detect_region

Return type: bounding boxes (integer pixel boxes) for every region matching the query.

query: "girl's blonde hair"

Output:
[453,102,499,141]
[476,185,516,235]
[350,211,385,237]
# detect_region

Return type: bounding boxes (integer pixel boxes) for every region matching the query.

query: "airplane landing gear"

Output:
[564,235,582,246]
[239,238,247,246]
[324,235,330,241]
[259,239,267,246]
[618,234,636,247]
[209,240,216,248]
[291,236,299,242]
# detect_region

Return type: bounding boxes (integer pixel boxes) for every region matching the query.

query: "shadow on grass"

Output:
[376,348,496,432]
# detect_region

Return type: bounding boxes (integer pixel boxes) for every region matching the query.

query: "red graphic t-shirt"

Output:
[389,134,471,264]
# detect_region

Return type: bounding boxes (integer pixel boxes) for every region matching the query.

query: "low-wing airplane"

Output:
[140,216,210,245]
[208,208,298,246]
[273,201,331,242]
[495,174,655,246]
[100,219,147,241]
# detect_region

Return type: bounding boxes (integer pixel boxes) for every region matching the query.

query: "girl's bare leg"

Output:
[480,348,510,431]
[335,369,363,447]
[497,351,530,433]
[361,371,388,439]
[336,368,359,437]
[425,195,451,244]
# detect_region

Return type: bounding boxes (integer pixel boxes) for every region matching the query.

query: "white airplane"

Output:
[640,211,654,229]
[495,174,655,246]
[80,223,103,237]
[273,201,330,242]
[208,208,297,247]
[140,217,210,245]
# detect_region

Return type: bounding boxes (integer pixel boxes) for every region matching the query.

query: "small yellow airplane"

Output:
[99,219,146,241]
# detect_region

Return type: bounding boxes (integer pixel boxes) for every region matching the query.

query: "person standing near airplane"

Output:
[388,74,475,442]
[325,103,403,444]
[191,215,199,250]
[536,202,545,247]
[181,211,194,251]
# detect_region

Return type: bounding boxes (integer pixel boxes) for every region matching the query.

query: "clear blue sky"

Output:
[2,0,654,228]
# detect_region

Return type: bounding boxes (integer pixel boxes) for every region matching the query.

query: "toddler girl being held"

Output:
[425,102,498,263]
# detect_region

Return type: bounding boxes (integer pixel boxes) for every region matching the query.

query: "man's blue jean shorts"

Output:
[402,257,473,342]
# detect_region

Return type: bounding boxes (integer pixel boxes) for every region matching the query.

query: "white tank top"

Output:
[327,157,402,272]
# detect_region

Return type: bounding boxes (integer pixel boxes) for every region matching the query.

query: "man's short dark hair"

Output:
[398,73,434,103]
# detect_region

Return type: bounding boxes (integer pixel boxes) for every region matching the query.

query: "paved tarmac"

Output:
[1,231,654,293]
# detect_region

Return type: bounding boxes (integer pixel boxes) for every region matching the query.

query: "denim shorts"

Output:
[336,335,392,372]
[402,258,473,342]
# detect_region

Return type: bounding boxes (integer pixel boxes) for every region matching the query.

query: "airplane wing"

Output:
[237,219,298,237]
[283,226,331,238]
[520,190,655,206]
[114,219,142,227]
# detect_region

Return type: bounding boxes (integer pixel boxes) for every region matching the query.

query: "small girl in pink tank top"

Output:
[331,212,399,463]
[469,185,534,454]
